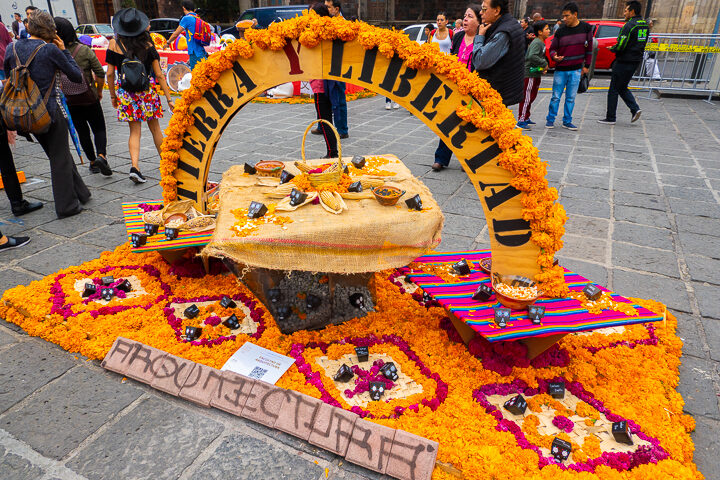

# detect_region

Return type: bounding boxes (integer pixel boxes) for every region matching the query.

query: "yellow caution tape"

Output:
[645,43,720,53]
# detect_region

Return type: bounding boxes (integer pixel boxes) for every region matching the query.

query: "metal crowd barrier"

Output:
[633,33,720,103]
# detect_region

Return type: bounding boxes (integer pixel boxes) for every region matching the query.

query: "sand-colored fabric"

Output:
[142,199,216,232]
[315,353,423,408]
[486,392,651,464]
[203,155,444,273]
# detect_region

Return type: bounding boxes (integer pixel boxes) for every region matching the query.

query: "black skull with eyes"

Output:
[369,382,385,401]
[380,362,398,381]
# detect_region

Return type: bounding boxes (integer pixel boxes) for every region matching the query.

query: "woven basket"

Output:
[300,119,343,188]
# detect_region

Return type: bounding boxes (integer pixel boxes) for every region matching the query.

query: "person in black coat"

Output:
[4,10,90,218]
[472,0,526,106]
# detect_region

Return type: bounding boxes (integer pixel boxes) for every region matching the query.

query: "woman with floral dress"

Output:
[105,8,174,183]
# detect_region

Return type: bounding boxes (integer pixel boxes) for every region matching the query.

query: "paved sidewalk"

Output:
[1,78,719,479]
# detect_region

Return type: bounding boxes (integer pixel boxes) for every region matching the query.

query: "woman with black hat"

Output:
[106,8,174,184]
[55,16,111,177]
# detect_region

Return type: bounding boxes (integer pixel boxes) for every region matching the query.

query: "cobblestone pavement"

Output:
[1,77,719,479]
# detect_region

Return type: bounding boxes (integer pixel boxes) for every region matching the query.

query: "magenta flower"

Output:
[552,415,574,433]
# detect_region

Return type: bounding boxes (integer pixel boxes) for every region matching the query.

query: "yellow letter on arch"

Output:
[167,39,541,281]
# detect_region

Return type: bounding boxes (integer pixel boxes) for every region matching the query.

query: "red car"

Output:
[545,20,625,70]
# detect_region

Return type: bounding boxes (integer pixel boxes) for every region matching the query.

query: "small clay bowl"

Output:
[478,257,492,274]
[164,213,187,227]
[372,186,405,206]
[255,160,285,178]
[492,281,542,310]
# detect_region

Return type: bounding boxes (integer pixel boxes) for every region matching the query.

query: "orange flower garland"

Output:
[159,12,568,296]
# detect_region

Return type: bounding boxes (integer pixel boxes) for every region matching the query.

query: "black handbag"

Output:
[577,73,590,94]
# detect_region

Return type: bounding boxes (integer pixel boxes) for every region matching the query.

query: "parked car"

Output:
[75,23,114,39]
[149,18,180,39]
[402,23,438,44]
[220,5,309,38]
[545,20,624,70]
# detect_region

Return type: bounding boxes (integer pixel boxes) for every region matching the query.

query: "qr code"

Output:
[249,366,268,379]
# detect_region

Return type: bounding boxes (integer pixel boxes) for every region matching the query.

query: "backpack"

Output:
[0,43,55,134]
[59,44,97,106]
[192,14,213,46]
[117,41,150,93]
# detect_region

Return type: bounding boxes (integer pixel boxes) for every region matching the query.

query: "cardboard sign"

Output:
[221,342,295,384]
[102,338,438,480]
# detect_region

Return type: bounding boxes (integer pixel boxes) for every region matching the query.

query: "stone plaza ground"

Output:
[1,77,719,479]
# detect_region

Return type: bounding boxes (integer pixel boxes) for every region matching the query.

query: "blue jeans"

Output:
[188,52,207,70]
[434,140,452,167]
[324,80,347,135]
[546,69,581,125]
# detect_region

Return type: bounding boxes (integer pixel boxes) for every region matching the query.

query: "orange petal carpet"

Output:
[0,244,702,479]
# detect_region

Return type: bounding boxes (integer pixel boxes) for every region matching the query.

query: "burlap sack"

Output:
[203,155,444,273]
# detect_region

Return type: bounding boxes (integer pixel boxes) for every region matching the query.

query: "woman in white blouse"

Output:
[431,12,452,54]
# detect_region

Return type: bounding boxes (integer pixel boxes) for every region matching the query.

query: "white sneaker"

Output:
[392,102,400,109]
[385,103,391,110]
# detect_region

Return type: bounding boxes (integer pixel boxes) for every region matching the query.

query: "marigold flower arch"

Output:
[159,13,568,296]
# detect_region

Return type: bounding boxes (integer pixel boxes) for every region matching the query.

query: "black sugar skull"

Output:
[369,382,385,401]
[380,362,399,381]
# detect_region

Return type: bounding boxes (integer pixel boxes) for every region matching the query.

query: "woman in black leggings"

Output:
[55,17,111,175]
[309,3,337,158]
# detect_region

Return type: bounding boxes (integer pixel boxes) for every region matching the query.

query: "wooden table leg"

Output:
[158,249,186,265]
[448,312,476,345]
[520,333,567,360]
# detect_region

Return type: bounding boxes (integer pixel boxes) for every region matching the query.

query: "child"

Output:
[517,21,550,129]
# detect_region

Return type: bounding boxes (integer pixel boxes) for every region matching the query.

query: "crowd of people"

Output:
[0,1,652,252]
[0,4,187,251]
[420,1,651,170]
[307,0,650,169]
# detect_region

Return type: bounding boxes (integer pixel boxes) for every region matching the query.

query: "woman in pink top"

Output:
[432,4,481,171]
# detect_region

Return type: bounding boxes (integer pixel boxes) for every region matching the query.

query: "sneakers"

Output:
[562,123,578,131]
[94,155,112,176]
[11,199,43,216]
[526,119,536,125]
[392,102,400,109]
[385,102,392,110]
[516,121,531,130]
[129,167,146,184]
[631,110,642,123]
[597,118,616,125]
[545,121,554,129]
[89,162,100,174]
[0,235,30,252]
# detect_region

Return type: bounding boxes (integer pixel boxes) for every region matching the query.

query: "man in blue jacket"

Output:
[598,0,649,125]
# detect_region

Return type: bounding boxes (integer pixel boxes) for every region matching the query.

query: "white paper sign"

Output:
[221,343,295,385]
